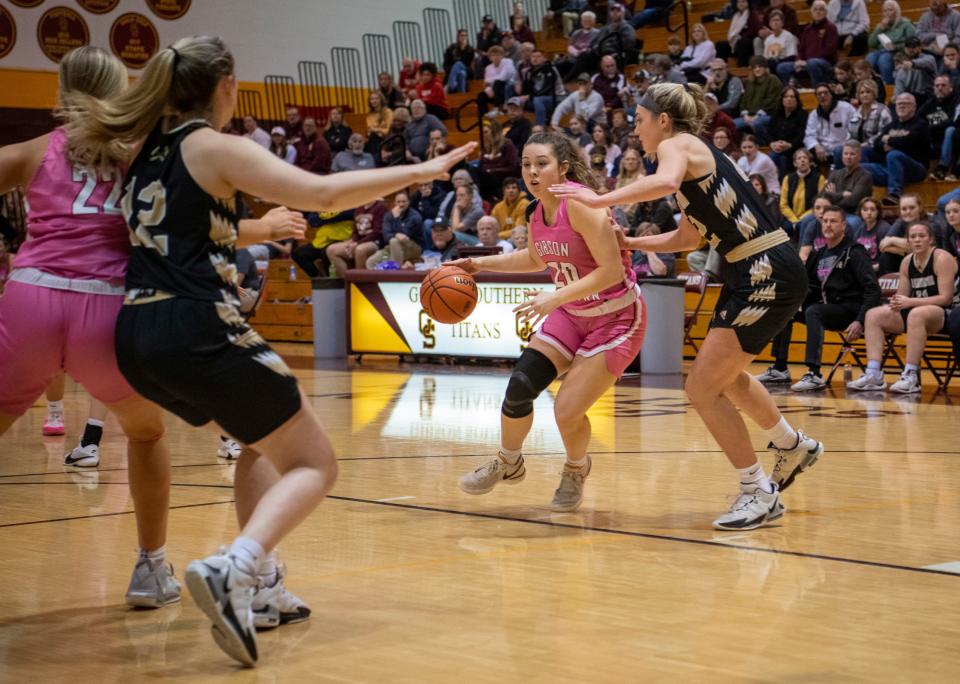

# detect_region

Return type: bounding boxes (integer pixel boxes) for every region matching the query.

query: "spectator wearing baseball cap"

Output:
[550,73,607,129]
[504,97,532,149]
[269,126,297,165]
[475,14,503,78]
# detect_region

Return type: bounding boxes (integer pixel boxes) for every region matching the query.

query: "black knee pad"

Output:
[502,348,558,419]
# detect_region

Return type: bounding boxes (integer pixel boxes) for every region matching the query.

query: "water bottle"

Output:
[843,363,852,385]
[288,264,297,281]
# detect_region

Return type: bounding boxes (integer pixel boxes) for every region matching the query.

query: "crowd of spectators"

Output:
[209,0,960,383]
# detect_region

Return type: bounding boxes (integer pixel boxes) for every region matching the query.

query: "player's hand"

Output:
[843,320,864,341]
[514,289,559,328]
[889,294,910,310]
[447,257,482,274]
[416,142,478,182]
[261,206,307,241]
[548,184,603,208]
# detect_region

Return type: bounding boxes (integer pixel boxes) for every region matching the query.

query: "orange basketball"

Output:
[420,265,479,324]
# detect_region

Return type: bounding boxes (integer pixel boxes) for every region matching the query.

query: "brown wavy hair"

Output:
[523,131,597,190]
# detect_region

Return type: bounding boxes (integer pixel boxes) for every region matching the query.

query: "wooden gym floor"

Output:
[1,345,959,682]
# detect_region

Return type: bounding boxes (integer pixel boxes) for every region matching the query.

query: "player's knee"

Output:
[554,398,587,429]
[501,348,558,419]
[684,371,714,405]
[125,425,165,444]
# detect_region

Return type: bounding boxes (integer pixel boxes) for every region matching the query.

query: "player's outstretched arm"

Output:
[620,216,703,253]
[204,132,477,212]
[549,137,688,209]
[237,206,307,247]
[448,248,546,275]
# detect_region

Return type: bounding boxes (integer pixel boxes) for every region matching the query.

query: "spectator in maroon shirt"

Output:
[701,92,738,142]
[399,58,421,102]
[415,63,450,119]
[511,14,536,45]
[591,55,628,110]
[776,1,838,86]
[295,117,332,174]
[325,200,388,275]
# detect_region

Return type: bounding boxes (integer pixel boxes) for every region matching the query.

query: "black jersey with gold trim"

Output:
[676,144,780,258]
[122,119,240,303]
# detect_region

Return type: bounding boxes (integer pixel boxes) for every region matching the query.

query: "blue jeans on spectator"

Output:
[422,219,435,250]
[630,8,667,27]
[861,150,928,197]
[797,213,819,244]
[867,50,895,84]
[846,214,864,234]
[446,62,469,93]
[533,95,556,127]
[938,126,957,169]
[454,231,480,246]
[937,186,960,213]
[776,58,834,86]
[768,149,792,178]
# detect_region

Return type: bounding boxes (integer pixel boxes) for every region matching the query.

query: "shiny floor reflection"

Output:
[1,351,959,681]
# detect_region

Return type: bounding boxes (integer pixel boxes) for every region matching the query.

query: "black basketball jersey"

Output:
[122,119,240,303]
[675,144,779,258]
[907,250,941,299]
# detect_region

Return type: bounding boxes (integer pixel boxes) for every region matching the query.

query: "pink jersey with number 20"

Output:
[529,181,636,313]
[14,127,130,281]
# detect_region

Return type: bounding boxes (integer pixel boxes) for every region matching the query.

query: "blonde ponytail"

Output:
[641,82,709,136]
[62,35,234,170]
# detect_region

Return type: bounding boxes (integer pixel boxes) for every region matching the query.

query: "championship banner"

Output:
[348,274,555,359]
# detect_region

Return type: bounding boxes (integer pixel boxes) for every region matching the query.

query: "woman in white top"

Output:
[737,134,780,195]
[268,126,297,164]
[827,0,870,56]
[763,11,799,72]
[680,23,717,84]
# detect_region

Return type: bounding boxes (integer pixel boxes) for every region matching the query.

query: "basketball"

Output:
[420,265,479,324]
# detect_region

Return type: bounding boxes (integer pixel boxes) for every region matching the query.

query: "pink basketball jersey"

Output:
[13,127,130,281]
[529,182,636,312]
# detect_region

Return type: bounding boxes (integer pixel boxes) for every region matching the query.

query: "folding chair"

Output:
[824,330,867,383]
[678,270,711,353]
[922,333,958,393]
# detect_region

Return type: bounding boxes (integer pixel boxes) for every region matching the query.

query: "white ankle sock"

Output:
[142,546,165,563]
[904,363,918,374]
[47,400,64,415]
[229,536,264,579]
[737,463,773,493]
[499,446,522,465]
[257,550,279,584]
[766,417,799,450]
[867,360,882,377]
[565,455,589,469]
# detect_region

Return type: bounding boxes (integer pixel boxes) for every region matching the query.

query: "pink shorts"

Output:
[0,281,134,416]
[536,292,646,377]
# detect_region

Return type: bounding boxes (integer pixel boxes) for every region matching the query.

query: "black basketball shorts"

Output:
[115,296,302,445]
[710,243,808,355]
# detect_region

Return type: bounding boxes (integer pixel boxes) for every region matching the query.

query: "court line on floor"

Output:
[0,462,226,479]
[0,499,234,529]
[324,494,960,579]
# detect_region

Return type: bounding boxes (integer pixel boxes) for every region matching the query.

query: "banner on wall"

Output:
[0,5,16,60]
[145,0,190,21]
[36,6,89,63]
[349,279,556,359]
[77,0,119,14]
[110,12,157,69]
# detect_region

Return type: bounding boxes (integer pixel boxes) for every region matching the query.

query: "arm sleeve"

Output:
[803,111,818,149]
